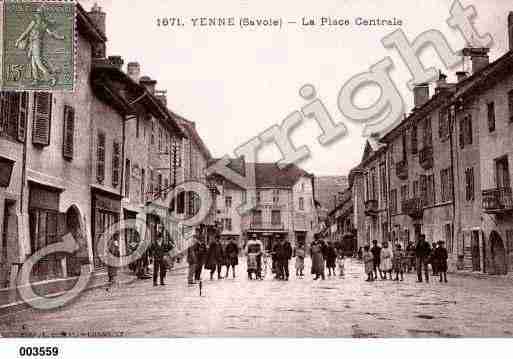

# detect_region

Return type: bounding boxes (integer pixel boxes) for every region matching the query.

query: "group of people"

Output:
[362,235,449,283]
[310,235,347,280]
[187,236,240,285]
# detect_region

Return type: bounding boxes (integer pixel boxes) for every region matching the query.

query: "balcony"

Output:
[401,197,424,219]
[249,221,285,231]
[482,187,513,214]
[364,199,379,217]
[419,146,434,170]
[396,160,408,180]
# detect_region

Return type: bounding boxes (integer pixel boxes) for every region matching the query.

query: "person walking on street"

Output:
[363,245,374,281]
[187,238,199,285]
[415,234,431,283]
[150,231,172,286]
[325,241,337,276]
[380,241,394,280]
[295,243,306,277]
[310,235,325,280]
[371,240,383,280]
[280,238,292,280]
[194,239,207,281]
[225,238,239,279]
[434,240,448,283]
[392,244,405,281]
[206,236,224,280]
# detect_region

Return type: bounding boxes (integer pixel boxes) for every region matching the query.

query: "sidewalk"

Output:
[0,264,188,317]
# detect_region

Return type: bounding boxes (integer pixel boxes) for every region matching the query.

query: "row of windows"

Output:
[0,92,75,159]
[390,168,454,214]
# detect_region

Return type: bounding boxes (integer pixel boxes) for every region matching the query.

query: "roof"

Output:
[254,163,312,188]
[90,63,186,138]
[207,159,312,189]
[176,117,212,160]
[77,3,107,43]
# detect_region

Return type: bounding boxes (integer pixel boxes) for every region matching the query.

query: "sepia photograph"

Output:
[0,0,513,352]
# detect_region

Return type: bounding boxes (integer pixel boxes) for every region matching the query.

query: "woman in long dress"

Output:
[380,242,394,280]
[310,237,325,280]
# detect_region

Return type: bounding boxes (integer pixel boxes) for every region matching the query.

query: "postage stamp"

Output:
[1,0,76,91]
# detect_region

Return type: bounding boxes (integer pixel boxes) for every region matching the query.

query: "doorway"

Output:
[471,230,480,271]
[490,231,507,275]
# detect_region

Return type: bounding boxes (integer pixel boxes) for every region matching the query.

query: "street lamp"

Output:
[0,157,15,188]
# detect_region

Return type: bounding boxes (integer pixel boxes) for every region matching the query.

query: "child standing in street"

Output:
[336,252,345,277]
[363,245,374,281]
[393,244,404,281]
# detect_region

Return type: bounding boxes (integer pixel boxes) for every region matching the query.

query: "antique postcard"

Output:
[0,0,513,356]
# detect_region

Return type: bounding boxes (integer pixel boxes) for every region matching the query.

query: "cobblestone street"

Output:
[1,259,513,337]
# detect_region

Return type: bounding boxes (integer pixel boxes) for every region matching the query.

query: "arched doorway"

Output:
[490,231,507,275]
[65,205,88,277]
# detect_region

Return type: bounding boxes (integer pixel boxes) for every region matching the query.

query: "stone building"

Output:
[380,77,457,268]
[349,137,388,250]
[452,23,513,274]
[209,159,317,251]
[324,188,356,254]
[349,11,513,275]
[0,3,193,298]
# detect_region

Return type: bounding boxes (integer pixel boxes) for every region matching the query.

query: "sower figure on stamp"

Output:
[15,6,65,86]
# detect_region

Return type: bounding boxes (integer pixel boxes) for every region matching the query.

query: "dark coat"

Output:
[196,242,207,265]
[433,246,448,271]
[415,240,431,258]
[187,243,198,265]
[371,245,381,264]
[274,241,293,261]
[205,241,224,269]
[149,238,171,260]
[325,246,337,268]
[225,242,239,266]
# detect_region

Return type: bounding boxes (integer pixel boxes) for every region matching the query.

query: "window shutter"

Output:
[62,105,74,159]
[112,141,120,187]
[467,115,472,145]
[17,92,28,142]
[32,92,52,146]
[459,118,465,149]
[7,93,19,139]
[97,132,106,183]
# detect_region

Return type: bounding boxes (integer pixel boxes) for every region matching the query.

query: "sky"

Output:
[79,0,511,176]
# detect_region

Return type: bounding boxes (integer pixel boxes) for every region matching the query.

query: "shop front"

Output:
[28,182,65,281]
[91,188,122,270]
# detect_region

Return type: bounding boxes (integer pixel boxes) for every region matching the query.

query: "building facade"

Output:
[349,11,513,275]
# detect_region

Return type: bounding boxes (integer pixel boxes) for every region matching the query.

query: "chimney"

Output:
[413,83,429,108]
[155,90,167,107]
[435,71,449,94]
[462,47,490,74]
[107,55,124,70]
[127,62,141,83]
[139,76,157,94]
[456,71,468,82]
[88,4,106,36]
[509,12,513,51]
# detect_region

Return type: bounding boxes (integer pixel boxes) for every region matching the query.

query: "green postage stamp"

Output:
[1,0,76,91]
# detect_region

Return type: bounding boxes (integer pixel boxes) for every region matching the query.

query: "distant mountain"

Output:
[314,176,349,213]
